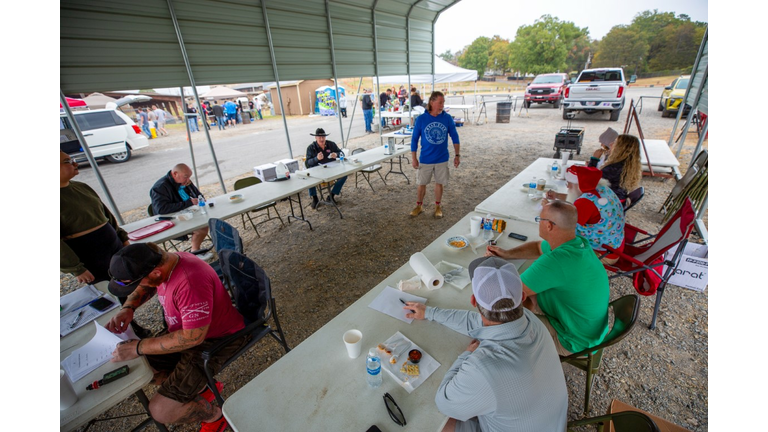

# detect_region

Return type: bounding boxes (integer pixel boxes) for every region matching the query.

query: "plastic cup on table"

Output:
[470,216,482,237]
[60,370,78,410]
[343,329,363,359]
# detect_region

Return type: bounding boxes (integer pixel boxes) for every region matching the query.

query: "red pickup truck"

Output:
[524,73,569,109]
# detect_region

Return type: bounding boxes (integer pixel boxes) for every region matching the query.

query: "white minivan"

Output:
[60,109,150,163]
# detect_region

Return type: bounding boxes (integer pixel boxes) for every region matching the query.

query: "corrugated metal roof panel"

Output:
[60,0,459,93]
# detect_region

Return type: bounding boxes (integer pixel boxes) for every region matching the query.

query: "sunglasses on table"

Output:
[384,392,406,427]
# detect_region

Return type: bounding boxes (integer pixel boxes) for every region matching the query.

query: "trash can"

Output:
[496,102,512,123]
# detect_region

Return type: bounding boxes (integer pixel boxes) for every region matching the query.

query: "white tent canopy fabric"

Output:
[200,86,247,100]
[377,55,477,84]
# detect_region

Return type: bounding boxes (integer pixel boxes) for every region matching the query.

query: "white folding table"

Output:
[474,158,584,222]
[122,174,324,241]
[639,139,681,178]
[60,282,165,432]
[221,212,541,431]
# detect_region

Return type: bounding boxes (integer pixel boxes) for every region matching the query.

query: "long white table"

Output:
[475,158,584,222]
[640,139,681,178]
[222,212,542,431]
[60,282,164,432]
[122,174,324,242]
[445,104,474,124]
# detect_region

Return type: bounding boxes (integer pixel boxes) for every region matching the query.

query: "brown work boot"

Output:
[434,204,443,218]
[409,205,424,217]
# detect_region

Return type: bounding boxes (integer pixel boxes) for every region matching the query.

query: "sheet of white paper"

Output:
[435,261,471,290]
[60,298,119,337]
[368,286,427,324]
[380,332,441,394]
[61,323,124,382]
[60,285,102,317]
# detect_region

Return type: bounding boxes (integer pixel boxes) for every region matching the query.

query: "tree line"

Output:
[440,10,706,77]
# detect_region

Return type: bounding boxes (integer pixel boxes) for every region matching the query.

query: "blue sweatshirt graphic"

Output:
[411,111,460,164]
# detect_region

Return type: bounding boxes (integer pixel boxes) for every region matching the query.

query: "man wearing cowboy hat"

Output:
[545,165,625,263]
[305,128,347,209]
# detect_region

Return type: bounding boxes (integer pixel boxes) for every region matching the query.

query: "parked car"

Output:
[562,68,635,121]
[524,73,569,108]
[659,75,691,118]
[60,108,149,163]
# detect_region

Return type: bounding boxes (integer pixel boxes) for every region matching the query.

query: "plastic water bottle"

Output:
[551,161,560,179]
[483,214,493,241]
[528,177,537,198]
[384,142,390,155]
[198,195,207,215]
[366,348,382,388]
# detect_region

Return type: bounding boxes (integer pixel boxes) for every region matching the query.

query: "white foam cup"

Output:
[60,369,78,410]
[470,216,482,237]
[343,329,363,359]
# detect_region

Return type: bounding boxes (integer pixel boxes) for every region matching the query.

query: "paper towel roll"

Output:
[409,252,443,290]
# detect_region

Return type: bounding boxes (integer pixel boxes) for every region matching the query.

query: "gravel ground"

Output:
[61,97,708,431]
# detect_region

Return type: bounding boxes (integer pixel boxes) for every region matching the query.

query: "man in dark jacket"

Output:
[362,89,374,133]
[150,163,210,253]
[212,101,226,130]
[305,128,347,209]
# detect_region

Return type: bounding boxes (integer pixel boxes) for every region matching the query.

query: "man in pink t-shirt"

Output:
[106,243,246,431]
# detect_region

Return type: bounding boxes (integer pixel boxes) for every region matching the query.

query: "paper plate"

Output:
[445,236,469,250]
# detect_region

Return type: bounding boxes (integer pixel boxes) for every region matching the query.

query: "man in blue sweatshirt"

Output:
[410,91,460,218]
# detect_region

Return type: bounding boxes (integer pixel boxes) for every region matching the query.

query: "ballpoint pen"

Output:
[69,310,85,329]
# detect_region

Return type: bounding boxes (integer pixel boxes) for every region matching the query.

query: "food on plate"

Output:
[390,356,398,365]
[408,349,422,364]
[400,363,420,377]
[449,240,467,248]
[377,343,392,355]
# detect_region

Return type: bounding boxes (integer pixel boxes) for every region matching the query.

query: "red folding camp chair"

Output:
[601,198,696,330]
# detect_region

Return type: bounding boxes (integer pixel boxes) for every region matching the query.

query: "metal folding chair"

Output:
[351,148,387,192]
[233,177,285,237]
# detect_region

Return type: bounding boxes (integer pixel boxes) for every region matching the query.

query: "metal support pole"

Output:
[406,2,423,121]
[167,0,227,194]
[372,1,382,140]
[670,27,707,150]
[180,86,199,186]
[325,0,345,145]
[345,77,364,148]
[262,1,294,159]
[674,68,708,159]
[60,90,124,225]
[690,119,708,170]
[431,21,436,93]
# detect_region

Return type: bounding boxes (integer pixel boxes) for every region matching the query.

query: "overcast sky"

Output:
[434,0,708,54]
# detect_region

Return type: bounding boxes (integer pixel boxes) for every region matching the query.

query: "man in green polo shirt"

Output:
[485,200,609,355]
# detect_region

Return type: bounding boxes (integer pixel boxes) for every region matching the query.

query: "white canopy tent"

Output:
[200,86,248,100]
[378,55,477,83]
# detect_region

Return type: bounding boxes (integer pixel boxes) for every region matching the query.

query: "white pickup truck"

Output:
[562,68,634,121]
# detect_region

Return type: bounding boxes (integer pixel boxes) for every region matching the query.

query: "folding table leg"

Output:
[286,193,313,230]
[315,182,343,218]
[385,155,410,184]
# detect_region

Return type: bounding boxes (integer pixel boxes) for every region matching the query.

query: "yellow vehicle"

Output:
[659,75,691,118]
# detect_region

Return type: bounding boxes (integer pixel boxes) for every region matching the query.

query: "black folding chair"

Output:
[623,187,644,212]
[200,249,291,406]
[207,218,244,296]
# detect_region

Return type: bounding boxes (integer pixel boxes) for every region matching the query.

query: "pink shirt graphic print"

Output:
[157,253,244,339]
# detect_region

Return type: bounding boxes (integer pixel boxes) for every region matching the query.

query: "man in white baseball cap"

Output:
[403,256,567,432]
